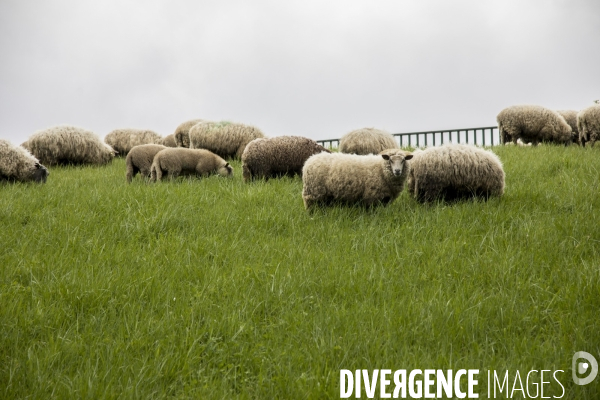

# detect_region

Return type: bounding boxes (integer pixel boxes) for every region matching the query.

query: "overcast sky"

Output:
[1,0,599,145]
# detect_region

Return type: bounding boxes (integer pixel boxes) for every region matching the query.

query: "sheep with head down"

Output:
[21,125,116,166]
[556,110,580,145]
[241,136,330,182]
[150,148,233,181]
[577,104,600,147]
[189,121,266,159]
[497,105,572,146]
[339,127,399,155]
[301,148,413,210]
[174,119,204,148]
[125,144,167,183]
[104,128,162,156]
[0,139,49,183]
[407,144,505,203]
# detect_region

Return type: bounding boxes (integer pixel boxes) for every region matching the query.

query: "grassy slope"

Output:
[1,145,599,399]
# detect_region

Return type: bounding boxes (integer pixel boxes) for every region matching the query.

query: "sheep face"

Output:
[381,152,413,177]
[217,162,234,178]
[32,162,49,183]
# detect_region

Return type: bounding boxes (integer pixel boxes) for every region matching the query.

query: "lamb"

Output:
[125,144,167,183]
[150,148,233,181]
[0,139,49,183]
[104,129,162,156]
[577,105,600,147]
[339,127,399,155]
[497,105,572,146]
[301,149,413,210]
[406,144,505,203]
[241,136,330,182]
[174,119,204,148]
[189,121,266,159]
[22,125,116,166]
[160,134,177,147]
[556,110,580,145]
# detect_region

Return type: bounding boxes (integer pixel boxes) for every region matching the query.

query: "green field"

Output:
[1,145,599,399]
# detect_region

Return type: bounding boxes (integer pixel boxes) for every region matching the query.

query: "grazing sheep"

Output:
[160,134,177,147]
[174,119,204,148]
[497,105,572,146]
[577,105,600,147]
[189,121,266,159]
[150,148,233,181]
[241,136,330,182]
[301,149,413,209]
[339,127,399,155]
[556,110,580,145]
[0,139,49,183]
[22,125,116,166]
[125,144,167,183]
[104,129,162,156]
[407,144,505,203]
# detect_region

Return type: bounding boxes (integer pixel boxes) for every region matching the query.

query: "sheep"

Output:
[0,139,49,183]
[22,125,116,166]
[301,149,413,210]
[497,105,572,146]
[174,119,204,148]
[241,136,330,182]
[150,148,233,181]
[104,129,162,156]
[556,110,580,145]
[406,144,505,203]
[577,105,600,147]
[125,144,167,183]
[160,134,177,147]
[189,121,266,159]
[339,127,399,155]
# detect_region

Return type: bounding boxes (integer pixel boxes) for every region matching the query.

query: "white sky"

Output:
[1,0,598,144]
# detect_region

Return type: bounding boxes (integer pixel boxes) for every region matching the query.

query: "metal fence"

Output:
[317,126,499,149]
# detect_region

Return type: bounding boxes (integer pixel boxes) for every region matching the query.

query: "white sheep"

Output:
[497,105,572,146]
[188,121,266,159]
[104,129,162,156]
[150,148,233,181]
[577,104,600,147]
[301,149,413,210]
[125,144,167,183]
[0,139,49,183]
[339,127,399,155]
[174,119,204,148]
[407,144,505,202]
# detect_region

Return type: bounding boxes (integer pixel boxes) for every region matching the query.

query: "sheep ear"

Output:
[381,154,390,160]
[405,155,413,160]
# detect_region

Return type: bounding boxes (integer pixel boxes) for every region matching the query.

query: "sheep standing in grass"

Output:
[160,134,177,147]
[497,105,572,146]
[174,119,204,148]
[407,144,504,203]
[556,110,580,144]
[301,149,413,209]
[189,121,266,159]
[104,129,162,156]
[0,139,49,183]
[339,128,399,155]
[150,148,233,181]
[125,144,166,183]
[241,136,330,182]
[22,125,116,166]
[577,105,600,147]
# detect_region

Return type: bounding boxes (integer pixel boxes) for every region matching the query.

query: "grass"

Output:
[1,145,599,399]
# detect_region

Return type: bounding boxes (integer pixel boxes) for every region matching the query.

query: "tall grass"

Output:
[1,145,599,398]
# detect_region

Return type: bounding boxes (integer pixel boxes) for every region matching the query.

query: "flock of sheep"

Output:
[1,102,599,210]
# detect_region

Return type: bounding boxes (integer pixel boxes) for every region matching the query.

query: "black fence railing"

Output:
[317,126,499,149]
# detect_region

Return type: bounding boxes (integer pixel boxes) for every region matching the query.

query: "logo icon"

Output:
[572,351,598,385]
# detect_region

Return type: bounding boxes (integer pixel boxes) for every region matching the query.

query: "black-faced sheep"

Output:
[407,144,505,203]
[497,105,572,146]
[125,144,167,183]
[22,125,116,166]
[241,136,330,182]
[556,110,580,144]
[150,148,233,181]
[577,105,600,147]
[160,134,177,147]
[301,149,413,210]
[104,129,162,156]
[189,121,266,159]
[0,139,49,183]
[174,119,204,148]
[339,127,399,155]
